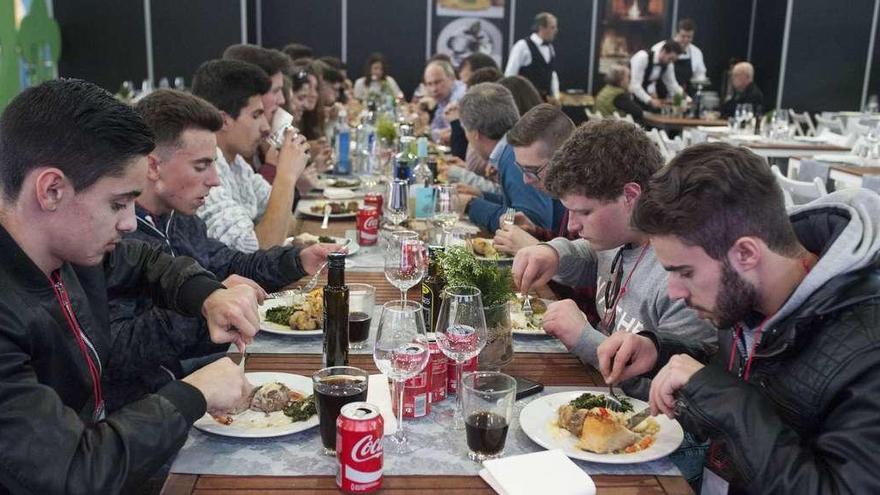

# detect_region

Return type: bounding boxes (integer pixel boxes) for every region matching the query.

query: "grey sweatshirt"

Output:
[547,237,717,396]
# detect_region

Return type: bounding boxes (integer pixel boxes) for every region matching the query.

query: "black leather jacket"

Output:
[0,225,223,494]
[647,209,880,494]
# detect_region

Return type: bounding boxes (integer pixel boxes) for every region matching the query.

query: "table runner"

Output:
[169,386,679,477]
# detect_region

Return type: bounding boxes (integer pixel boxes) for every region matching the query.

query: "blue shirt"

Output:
[430,80,467,141]
[467,136,557,232]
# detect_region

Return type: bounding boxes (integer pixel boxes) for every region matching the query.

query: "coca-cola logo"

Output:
[351,434,383,463]
[364,216,379,229]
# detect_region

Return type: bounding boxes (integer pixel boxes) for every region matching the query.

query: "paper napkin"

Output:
[479,449,596,495]
[366,374,397,436]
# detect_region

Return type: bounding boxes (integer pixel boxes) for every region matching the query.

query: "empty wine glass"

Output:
[373,300,430,454]
[384,233,427,302]
[435,285,488,430]
[386,179,408,226]
[434,184,458,228]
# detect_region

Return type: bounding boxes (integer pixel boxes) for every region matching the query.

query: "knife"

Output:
[320,204,331,229]
[626,407,652,430]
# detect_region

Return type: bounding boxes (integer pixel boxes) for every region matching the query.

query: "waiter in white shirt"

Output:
[505,12,559,100]
[651,18,707,97]
[628,40,684,109]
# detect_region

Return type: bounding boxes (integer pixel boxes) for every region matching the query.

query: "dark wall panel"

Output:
[55,0,147,92]
[782,0,874,112]
[513,0,593,92]
[261,0,342,57]
[750,0,786,109]
[151,0,242,85]
[347,0,426,99]
[676,0,750,95]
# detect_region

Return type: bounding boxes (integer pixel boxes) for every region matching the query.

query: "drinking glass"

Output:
[348,283,375,350]
[373,300,431,454]
[312,366,369,455]
[173,76,185,90]
[434,184,459,228]
[386,179,409,226]
[435,285,488,429]
[384,233,427,302]
[441,226,471,249]
[462,372,516,462]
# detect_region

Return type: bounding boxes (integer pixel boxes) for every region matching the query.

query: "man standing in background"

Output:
[651,18,706,96]
[505,12,559,101]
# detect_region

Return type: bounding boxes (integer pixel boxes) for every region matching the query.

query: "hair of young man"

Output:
[532,12,555,32]
[0,78,155,202]
[467,66,503,86]
[677,18,696,33]
[191,59,270,119]
[223,44,291,78]
[461,52,498,73]
[545,120,661,201]
[318,56,345,71]
[661,40,684,55]
[283,43,313,62]
[316,62,345,84]
[458,82,519,141]
[632,142,800,261]
[506,103,574,159]
[498,75,543,116]
[135,89,223,151]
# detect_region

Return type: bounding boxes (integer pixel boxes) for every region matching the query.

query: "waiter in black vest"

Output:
[628,40,684,109]
[505,12,559,101]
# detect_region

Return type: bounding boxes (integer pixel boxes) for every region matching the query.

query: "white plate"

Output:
[193,372,318,438]
[287,235,359,256]
[323,187,357,200]
[519,390,684,464]
[259,297,323,336]
[510,296,552,336]
[296,199,362,219]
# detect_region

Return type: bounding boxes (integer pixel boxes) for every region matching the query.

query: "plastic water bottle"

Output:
[334,110,351,175]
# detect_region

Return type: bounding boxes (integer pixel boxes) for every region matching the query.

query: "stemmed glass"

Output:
[384,232,427,302]
[373,300,431,454]
[434,184,459,228]
[386,179,409,226]
[434,285,488,430]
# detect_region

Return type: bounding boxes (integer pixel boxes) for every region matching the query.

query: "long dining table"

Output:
[160,212,694,495]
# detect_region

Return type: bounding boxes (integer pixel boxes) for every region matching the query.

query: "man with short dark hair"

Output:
[599,142,880,493]
[513,120,714,394]
[0,79,259,493]
[223,44,290,121]
[192,59,309,252]
[505,12,559,100]
[458,52,498,85]
[104,89,334,410]
[283,42,313,63]
[629,40,685,109]
[651,18,706,96]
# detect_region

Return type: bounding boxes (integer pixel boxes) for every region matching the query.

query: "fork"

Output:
[521,293,534,317]
[267,239,352,299]
[238,343,247,371]
[606,384,625,412]
[501,207,516,229]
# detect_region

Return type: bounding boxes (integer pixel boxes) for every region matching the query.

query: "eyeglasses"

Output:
[602,243,632,330]
[515,159,550,182]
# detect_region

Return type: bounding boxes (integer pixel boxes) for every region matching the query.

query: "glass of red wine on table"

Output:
[348,283,375,350]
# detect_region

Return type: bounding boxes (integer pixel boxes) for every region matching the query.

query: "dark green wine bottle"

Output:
[322,252,349,367]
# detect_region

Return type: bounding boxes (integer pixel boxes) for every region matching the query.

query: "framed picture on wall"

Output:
[436,0,504,19]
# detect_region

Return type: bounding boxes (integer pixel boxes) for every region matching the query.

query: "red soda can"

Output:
[391,343,431,418]
[444,324,479,395]
[337,402,384,493]
[364,192,383,215]
[427,336,448,403]
[356,206,380,246]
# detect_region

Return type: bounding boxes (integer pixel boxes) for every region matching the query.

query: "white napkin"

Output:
[479,449,596,495]
[366,374,397,436]
[323,187,356,199]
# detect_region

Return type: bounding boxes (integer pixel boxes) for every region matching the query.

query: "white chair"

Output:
[585,108,604,121]
[771,165,827,207]
[659,130,684,155]
[814,114,845,134]
[788,110,817,137]
[861,175,880,194]
[797,159,831,186]
[646,128,672,162]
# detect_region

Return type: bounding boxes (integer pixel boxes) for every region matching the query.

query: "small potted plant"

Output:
[438,246,515,370]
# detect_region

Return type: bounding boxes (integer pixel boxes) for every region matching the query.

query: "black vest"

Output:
[519,37,554,98]
[657,48,694,97]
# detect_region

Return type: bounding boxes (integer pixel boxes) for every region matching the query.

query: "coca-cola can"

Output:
[356,206,380,246]
[337,402,384,494]
[364,192,383,214]
[427,335,448,403]
[391,344,431,418]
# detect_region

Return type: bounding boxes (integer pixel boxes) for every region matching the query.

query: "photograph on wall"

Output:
[436,0,505,20]
[596,0,667,76]
[435,17,504,67]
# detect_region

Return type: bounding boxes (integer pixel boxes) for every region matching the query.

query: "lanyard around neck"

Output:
[602,242,651,331]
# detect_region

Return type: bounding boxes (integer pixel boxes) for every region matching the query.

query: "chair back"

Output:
[771,164,827,207]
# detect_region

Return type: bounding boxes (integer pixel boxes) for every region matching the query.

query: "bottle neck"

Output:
[328,265,345,287]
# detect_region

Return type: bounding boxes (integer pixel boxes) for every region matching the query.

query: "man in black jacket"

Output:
[720,62,763,118]
[0,79,263,493]
[104,89,335,410]
[599,142,880,493]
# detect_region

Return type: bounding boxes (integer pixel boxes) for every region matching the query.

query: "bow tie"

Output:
[541,41,551,46]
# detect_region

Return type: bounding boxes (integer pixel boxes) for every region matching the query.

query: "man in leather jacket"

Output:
[599,142,880,494]
[0,79,262,494]
[104,89,336,411]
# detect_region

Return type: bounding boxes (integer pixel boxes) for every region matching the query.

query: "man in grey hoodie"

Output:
[600,143,880,493]
[513,120,716,382]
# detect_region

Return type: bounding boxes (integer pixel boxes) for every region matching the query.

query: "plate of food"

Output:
[296,199,362,219]
[323,176,362,189]
[519,390,684,464]
[509,294,550,335]
[260,288,324,335]
[288,233,359,256]
[194,372,318,438]
[472,238,513,262]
